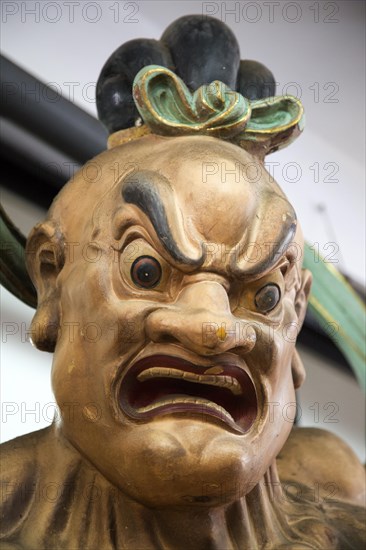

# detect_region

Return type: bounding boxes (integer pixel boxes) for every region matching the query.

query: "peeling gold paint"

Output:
[216,326,227,341]
[68,360,76,374]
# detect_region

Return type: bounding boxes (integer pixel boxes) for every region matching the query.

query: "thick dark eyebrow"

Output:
[122,170,203,266]
[232,188,298,279]
[236,220,297,278]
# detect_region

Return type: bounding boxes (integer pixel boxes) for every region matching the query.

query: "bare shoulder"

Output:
[277,427,365,506]
[0,426,53,481]
[0,427,54,539]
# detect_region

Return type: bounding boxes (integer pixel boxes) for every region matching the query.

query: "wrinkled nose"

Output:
[145,281,256,355]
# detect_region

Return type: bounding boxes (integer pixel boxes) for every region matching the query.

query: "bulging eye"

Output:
[254,284,281,313]
[131,256,162,288]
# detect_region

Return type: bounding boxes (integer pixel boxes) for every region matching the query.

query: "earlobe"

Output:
[29,298,60,352]
[26,222,64,352]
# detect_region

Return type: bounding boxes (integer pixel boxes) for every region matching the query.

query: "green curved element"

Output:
[0,204,37,308]
[133,65,251,139]
[132,65,304,151]
[303,242,366,392]
[248,96,304,133]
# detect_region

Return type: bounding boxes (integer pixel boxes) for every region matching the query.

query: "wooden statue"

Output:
[1,15,365,549]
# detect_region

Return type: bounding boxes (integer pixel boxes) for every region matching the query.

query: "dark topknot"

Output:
[96,15,276,134]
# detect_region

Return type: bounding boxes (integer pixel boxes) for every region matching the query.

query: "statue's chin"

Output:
[62,411,286,508]
[104,417,270,508]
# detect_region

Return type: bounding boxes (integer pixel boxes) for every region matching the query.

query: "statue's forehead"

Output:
[52,136,297,277]
[66,136,266,236]
[115,170,296,277]
[119,169,258,249]
[115,137,271,242]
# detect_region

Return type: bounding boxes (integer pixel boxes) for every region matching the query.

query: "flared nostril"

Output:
[146,305,258,355]
[156,333,181,345]
[145,280,258,354]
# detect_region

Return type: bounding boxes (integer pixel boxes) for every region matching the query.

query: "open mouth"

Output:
[118,355,258,434]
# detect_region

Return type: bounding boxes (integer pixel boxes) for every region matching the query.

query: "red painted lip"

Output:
[118,354,258,434]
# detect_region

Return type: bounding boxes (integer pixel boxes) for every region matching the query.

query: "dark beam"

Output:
[0,55,108,164]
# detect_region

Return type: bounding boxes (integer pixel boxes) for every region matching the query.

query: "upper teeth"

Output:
[137,367,243,395]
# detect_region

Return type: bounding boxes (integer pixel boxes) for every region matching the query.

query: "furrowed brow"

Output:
[121,170,203,267]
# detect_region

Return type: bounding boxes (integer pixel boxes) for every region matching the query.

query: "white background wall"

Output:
[1,1,365,461]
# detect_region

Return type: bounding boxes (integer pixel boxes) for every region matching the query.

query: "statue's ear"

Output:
[26,222,65,352]
[291,268,312,389]
[295,268,312,328]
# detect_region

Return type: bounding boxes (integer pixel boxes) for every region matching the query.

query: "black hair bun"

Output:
[96,15,276,133]
[161,15,240,91]
[96,39,173,133]
[237,60,276,100]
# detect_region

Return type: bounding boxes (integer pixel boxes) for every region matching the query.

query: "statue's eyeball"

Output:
[131,256,162,288]
[254,284,281,313]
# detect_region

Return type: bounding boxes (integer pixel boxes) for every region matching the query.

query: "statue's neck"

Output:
[121,463,292,550]
[54,429,299,549]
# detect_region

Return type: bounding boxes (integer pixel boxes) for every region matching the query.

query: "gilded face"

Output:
[29,136,311,508]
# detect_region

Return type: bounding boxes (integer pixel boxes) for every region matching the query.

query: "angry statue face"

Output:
[26,135,311,508]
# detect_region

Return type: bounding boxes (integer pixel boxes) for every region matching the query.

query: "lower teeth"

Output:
[136,395,235,423]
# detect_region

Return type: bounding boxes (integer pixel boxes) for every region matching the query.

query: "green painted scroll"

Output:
[303,243,365,391]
